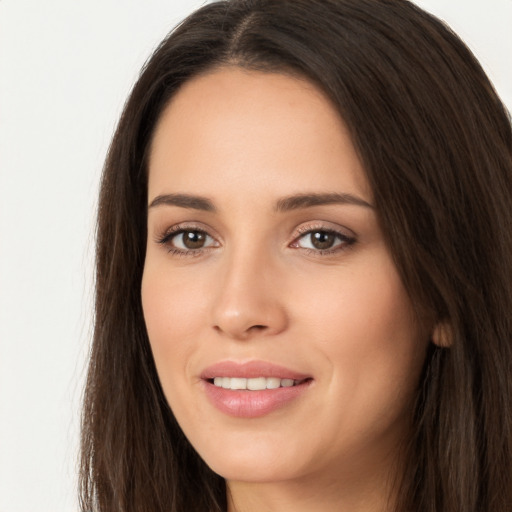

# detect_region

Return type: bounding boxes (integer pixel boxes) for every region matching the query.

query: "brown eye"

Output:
[182,231,206,249]
[310,231,336,250]
[170,230,216,250]
[295,229,354,252]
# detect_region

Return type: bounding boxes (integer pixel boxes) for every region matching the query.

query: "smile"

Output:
[201,361,313,418]
[211,377,306,390]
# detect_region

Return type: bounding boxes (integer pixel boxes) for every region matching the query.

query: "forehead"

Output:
[148,67,371,204]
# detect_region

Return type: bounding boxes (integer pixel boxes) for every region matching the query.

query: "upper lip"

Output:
[200,360,311,380]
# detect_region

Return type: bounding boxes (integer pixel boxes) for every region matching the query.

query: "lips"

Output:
[200,360,310,380]
[200,360,313,418]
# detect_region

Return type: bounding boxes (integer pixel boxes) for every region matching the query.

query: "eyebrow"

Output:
[148,192,374,212]
[149,193,216,212]
[274,192,374,212]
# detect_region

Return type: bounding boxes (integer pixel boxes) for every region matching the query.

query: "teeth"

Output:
[212,377,301,390]
[230,377,247,390]
[265,377,281,389]
[247,377,266,390]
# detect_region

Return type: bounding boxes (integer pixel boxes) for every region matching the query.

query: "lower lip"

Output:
[202,380,312,418]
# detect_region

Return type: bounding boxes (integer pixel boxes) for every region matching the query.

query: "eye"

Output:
[159,228,218,252]
[292,228,355,252]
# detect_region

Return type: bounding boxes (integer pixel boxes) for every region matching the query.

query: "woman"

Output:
[80,1,512,511]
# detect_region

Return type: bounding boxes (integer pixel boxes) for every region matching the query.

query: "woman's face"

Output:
[142,68,429,487]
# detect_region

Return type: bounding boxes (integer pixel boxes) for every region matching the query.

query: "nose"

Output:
[210,249,288,341]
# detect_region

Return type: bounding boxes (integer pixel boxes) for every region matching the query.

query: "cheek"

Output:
[141,263,210,381]
[291,255,426,410]
[293,257,417,345]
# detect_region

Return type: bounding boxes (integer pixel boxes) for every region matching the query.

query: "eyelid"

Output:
[292,221,356,240]
[289,221,357,253]
[156,222,219,242]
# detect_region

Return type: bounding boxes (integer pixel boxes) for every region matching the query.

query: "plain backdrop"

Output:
[0,1,510,511]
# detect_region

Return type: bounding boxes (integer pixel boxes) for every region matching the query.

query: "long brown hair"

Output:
[80,1,512,510]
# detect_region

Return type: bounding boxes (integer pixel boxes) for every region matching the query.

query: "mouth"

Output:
[200,361,313,418]
[208,376,311,390]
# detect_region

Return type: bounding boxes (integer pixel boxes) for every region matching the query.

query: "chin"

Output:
[192,431,311,483]
[207,457,300,484]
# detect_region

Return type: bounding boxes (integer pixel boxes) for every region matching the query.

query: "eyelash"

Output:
[156,223,356,257]
[291,225,356,255]
[156,224,218,257]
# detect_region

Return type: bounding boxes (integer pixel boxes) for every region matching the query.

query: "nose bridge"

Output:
[211,237,287,339]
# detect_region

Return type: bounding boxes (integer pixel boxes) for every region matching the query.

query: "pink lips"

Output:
[200,361,312,418]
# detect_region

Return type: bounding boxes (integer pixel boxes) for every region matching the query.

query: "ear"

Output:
[431,321,453,348]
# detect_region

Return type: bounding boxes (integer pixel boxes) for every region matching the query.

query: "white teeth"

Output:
[212,377,301,390]
[230,377,247,390]
[265,377,281,389]
[247,377,266,390]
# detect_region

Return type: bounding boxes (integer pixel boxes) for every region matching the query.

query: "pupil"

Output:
[311,231,335,250]
[183,231,205,249]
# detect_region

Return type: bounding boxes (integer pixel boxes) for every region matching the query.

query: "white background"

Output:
[0,1,510,511]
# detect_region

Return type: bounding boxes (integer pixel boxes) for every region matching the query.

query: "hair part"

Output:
[81,1,512,511]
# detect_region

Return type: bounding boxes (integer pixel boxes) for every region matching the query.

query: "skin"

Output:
[142,68,431,512]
